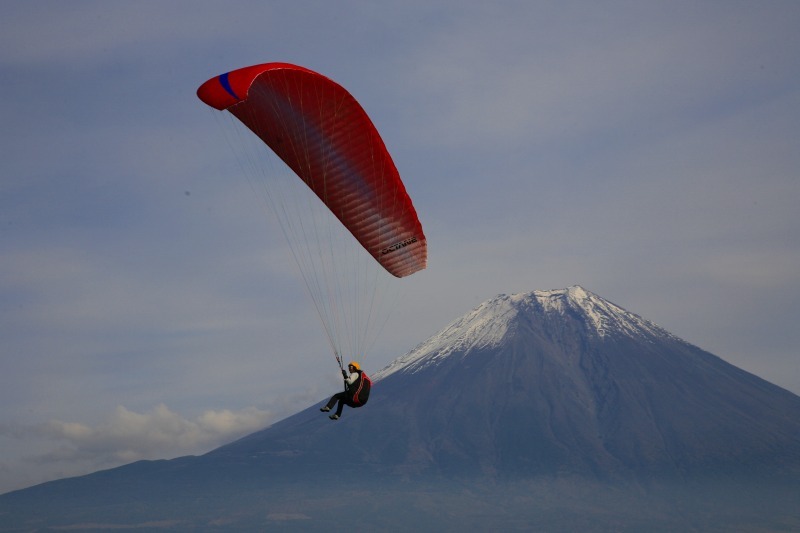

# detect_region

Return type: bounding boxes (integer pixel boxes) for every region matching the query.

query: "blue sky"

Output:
[2,1,799,493]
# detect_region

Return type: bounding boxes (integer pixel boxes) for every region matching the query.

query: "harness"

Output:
[349,371,372,407]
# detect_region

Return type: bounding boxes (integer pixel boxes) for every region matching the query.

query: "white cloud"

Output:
[39,404,272,459]
[0,404,273,493]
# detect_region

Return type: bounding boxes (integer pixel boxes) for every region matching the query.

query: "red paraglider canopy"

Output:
[197,62,427,278]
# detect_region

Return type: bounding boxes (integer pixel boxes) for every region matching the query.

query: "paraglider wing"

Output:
[197,63,427,278]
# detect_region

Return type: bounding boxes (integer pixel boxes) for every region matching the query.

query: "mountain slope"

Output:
[211,286,800,480]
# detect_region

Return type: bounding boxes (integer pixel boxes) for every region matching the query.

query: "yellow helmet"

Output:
[348,361,361,370]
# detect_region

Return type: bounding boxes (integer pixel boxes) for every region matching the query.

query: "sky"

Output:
[1,1,799,494]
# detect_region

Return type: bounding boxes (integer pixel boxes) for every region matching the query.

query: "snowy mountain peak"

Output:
[531,285,674,341]
[374,292,519,379]
[374,286,676,380]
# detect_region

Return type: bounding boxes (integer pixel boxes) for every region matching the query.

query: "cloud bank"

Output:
[0,404,272,493]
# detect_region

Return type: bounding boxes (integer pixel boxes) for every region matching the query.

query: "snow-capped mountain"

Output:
[4,286,800,530]
[207,285,800,481]
[374,285,678,380]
